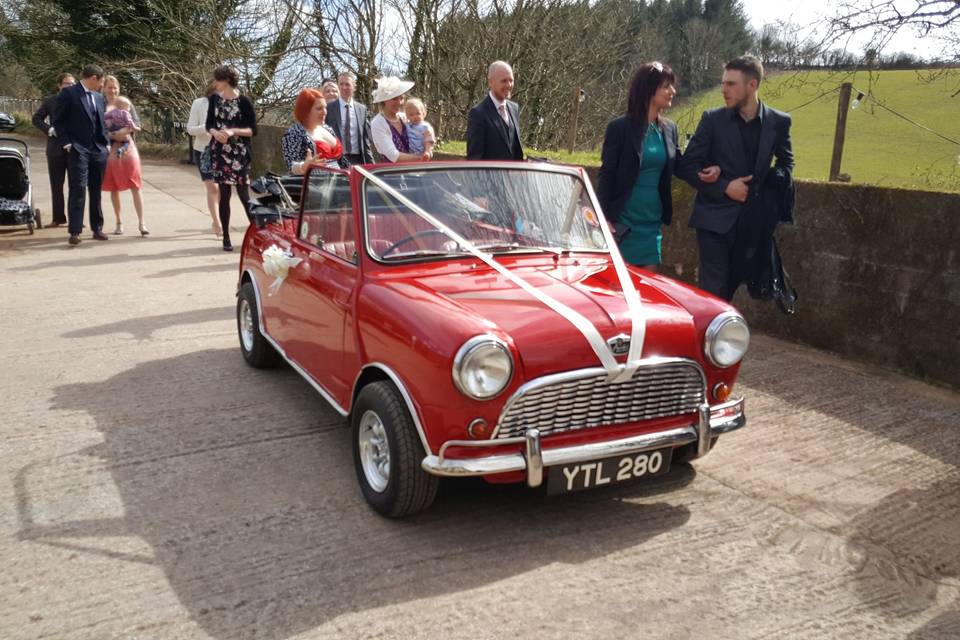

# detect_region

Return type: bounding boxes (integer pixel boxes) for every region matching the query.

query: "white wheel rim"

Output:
[239,298,255,353]
[358,410,391,493]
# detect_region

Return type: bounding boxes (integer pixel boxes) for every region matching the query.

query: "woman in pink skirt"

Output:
[102,75,148,235]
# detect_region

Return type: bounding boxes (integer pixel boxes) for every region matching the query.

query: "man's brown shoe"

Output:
[92,231,109,240]
[68,235,81,245]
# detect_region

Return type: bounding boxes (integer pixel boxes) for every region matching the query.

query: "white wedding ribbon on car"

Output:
[354,166,645,382]
[262,244,303,295]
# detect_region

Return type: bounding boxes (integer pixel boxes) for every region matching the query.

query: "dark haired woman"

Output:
[597,61,717,270]
[206,65,256,251]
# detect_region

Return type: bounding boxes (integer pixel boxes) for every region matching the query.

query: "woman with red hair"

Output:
[281,88,343,174]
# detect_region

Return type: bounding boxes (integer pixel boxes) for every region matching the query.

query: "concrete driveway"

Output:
[1,140,958,639]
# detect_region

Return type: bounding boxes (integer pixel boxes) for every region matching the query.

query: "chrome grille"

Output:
[494,359,705,439]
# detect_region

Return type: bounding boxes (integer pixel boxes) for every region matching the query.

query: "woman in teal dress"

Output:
[597,61,718,270]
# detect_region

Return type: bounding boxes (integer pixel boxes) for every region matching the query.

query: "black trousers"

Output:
[66,145,108,236]
[46,153,69,225]
[696,226,739,301]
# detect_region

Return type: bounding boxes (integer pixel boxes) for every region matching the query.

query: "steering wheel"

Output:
[381,229,460,257]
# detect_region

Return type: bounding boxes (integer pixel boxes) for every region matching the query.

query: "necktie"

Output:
[498,103,509,124]
[85,91,96,121]
[343,103,352,154]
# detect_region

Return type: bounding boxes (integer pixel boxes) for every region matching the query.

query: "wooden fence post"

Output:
[829,82,853,181]
[567,87,582,154]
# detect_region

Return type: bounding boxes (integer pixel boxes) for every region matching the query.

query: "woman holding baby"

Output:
[101,74,148,235]
[369,77,434,163]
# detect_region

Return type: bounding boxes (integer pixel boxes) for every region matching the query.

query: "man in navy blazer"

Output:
[52,64,111,245]
[676,55,794,300]
[466,61,524,161]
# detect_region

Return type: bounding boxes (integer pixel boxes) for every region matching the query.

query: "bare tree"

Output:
[818,1,960,95]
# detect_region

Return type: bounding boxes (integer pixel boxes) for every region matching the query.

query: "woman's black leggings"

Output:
[218,183,250,244]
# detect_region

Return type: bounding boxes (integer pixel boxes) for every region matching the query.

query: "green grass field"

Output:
[441,70,960,192]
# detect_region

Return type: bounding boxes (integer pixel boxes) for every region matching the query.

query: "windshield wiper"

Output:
[474,242,558,255]
[382,249,461,260]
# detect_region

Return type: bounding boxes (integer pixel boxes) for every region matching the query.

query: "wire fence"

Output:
[0,96,194,156]
[0,97,42,116]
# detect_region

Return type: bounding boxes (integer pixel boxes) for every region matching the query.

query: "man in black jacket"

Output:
[52,64,111,245]
[676,55,794,301]
[466,61,524,161]
[31,72,75,227]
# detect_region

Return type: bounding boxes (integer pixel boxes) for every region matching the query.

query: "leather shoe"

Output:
[92,231,109,240]
[49,222,65,228]
[68,235,80,245]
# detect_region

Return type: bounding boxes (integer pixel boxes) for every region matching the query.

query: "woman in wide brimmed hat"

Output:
[369,76,431,163]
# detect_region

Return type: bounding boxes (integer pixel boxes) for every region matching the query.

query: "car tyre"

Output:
[352,381,439,517]
[237,281,281,368]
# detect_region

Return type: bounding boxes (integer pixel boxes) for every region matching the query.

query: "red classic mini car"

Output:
[236,162,748,517]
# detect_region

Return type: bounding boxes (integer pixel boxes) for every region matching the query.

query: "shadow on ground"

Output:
[18,347,694,640]
[9,244,237,270]
[742,337,960,622]
[62,307,234,340]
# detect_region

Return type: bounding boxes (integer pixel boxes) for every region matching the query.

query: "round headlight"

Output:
[704,312,750,367]
[453,336,514,400]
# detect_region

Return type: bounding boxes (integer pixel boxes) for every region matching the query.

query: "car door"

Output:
[280,168,359,405]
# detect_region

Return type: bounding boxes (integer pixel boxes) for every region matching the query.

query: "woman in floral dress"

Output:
[206,65,257,251]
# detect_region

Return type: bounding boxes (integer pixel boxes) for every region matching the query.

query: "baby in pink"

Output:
[104,96,140,158]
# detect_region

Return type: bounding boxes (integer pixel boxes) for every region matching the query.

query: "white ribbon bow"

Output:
[262,244,303,296]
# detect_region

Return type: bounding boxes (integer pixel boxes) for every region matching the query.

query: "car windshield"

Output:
[363,167,609,261]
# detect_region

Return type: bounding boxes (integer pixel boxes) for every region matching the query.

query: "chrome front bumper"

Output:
[421,398,745,488]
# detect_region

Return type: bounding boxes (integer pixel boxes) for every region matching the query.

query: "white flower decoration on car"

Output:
[262,244,303,295]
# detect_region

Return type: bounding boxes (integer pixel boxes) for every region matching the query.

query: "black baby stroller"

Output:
[0,136,41,234]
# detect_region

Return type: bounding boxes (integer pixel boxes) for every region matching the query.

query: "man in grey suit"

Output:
[31,72,76,227]
[676,55,794,301]
[466,61,524,161]
[326,71,376,165]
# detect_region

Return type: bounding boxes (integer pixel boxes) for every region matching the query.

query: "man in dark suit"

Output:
[466,61,524,161]
[326,71,376,165]
[52,64,111,245]
[31,72,75,228]
[676,55,794,300]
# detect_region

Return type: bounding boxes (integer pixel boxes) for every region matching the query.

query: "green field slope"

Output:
[441,70,960,192]
[672,69,960,192]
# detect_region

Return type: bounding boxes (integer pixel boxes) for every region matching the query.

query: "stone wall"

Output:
[260,134,960,388]
[251,124,289,178]
[660,181,960,389]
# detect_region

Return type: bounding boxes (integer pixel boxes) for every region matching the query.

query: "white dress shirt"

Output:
[489,91,512,125]
[186,97,211,151]
[339,99,360,154]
